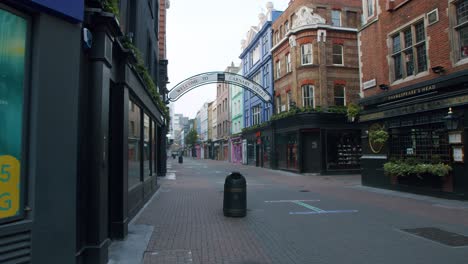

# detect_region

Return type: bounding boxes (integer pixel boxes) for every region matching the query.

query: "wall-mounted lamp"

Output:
[431,66,445,75]
[379,84,389,91]
[443,107,459,131]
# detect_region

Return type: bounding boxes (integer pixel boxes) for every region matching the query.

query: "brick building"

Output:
[359,0,468,198]
[271,0,362,174]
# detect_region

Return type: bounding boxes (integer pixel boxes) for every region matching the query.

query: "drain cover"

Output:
[401,227,468,247]
[299,190,310,192]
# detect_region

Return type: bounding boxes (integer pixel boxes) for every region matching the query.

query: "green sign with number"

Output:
[0,8,27,219]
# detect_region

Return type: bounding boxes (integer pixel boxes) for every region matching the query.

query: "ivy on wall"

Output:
[99,1,170,125]
[121,37,170,125]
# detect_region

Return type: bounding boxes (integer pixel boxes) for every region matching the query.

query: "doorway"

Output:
[302,132,321,173]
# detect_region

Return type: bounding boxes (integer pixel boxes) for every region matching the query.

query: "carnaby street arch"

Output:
[167,72,272,103]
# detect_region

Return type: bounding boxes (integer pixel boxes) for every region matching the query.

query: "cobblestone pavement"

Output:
[133,158,468,264]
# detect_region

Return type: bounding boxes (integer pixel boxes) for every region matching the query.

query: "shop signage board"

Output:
[168,72,272,103]
[0,9,27,220]
[360,94,468,122]
[31,0,84,22]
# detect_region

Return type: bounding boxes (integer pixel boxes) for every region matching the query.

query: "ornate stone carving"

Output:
[292,6,325,29]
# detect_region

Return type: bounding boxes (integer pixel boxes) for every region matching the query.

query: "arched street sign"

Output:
[167,72,272,103]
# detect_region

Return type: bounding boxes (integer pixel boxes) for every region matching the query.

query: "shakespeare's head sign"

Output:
[168,72,271,103]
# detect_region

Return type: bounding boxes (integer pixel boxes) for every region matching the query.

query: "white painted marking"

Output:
[264,200,320,203]
[289,210,358,215]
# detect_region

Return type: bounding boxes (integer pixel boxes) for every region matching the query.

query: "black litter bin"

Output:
[178,156,183,164]
[223,172,246,217]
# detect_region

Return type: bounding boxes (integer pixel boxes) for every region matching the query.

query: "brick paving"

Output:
[136,159,303,264]
[130,158,468,264]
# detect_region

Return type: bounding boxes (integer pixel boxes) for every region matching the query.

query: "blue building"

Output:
[240,3,282,167]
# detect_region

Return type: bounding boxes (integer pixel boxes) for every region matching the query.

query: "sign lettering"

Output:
[168,72,272,103]
[360,94,468,122]
[0,156,20,218]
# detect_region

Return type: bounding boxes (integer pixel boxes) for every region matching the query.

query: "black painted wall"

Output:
[29,13,81,263]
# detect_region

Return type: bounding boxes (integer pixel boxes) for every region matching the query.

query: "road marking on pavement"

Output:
[165,173,176,180]
[289,210,358,215]
[265,200,358,215]
[264,200,320,203]
[292,201,326,213]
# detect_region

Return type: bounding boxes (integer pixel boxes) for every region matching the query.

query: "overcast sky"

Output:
[167,0,289,118]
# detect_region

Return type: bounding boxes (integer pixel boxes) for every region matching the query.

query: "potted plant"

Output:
[368,124,388,153]
[347,103,360,122]
[384,159,452,188]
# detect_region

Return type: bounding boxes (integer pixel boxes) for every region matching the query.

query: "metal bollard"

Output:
[178,156,183,164]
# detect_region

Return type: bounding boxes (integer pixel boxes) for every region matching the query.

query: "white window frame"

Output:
[276,60,281,78]
[332,44,344,65]
[366,0,374,19]
[286,91,291,111]
[252,44,261,64]
[454,0,468,62]
[286,53,291,72]
[302,85,315,108]
[276,96,281,113]
[301,43,313,65]
[253,72,261,85]
[390,20,428,81]
[427,9,439,26]
[252,105,261,125]
[334,85,346,106]
[331,10,342,27]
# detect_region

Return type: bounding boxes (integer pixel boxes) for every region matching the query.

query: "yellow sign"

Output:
[0,155,20,219]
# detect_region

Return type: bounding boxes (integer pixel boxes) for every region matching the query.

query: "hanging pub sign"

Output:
[0,8,27,220]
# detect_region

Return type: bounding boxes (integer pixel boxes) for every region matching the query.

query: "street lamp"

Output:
[443,107,459,131]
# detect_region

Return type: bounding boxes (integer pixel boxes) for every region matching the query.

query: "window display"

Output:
[0,8,27,221]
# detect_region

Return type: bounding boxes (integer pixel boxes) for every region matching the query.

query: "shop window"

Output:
[128,99,141,190]
[143,113,151,178]
[391,21,427,81]
[326,131,361,170]
[334,85,346,106]
[0,7,28,222]
[455,0,468,59]
[263,136,271,168]
[389,123,450,163]
[301,43,313,65]
[276,133,298,170]
[152,121,157,176]
[302,85,314,108]
[332,44,344,65]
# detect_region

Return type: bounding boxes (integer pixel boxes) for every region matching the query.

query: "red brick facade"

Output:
[272,0,362,112]
[158,0,168,59]
[360,0,468,98]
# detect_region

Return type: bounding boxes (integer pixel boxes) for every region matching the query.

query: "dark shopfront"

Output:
[242,127,273,168]
[274,113,361,174]
[360,71,468,199]
[0,2,168,264]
